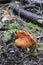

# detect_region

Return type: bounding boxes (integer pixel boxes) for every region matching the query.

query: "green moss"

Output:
[27,22,41,31]
[37,44,43,50]
[2,29,18,42]
[0,23,5,28]
[9,23,19,29]
[0,50,3,55]
[32,49,38,56]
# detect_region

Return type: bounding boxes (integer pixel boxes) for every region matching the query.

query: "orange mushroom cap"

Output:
[15,38,29,50]
[16,31,28,38]
[14,31,37,50]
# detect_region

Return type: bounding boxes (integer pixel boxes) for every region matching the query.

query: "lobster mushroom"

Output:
[14,31,37,50]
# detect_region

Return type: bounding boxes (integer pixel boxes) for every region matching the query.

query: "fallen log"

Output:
[0,0,12,3]
[15,0,30,4]
[10,3,43,26]
[18,0,43,4]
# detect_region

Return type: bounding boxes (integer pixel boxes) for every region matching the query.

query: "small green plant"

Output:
[32,49,38,56]
[27,22,41,31]
[0,49,3,55]
[9,23,19,29]
[2,29,18,43]
[0,23,5,28]
[37,44,43,50]
[0,46,3,55]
